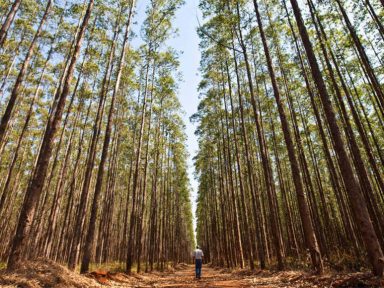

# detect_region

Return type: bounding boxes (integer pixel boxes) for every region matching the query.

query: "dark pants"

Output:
[195,259,202,278]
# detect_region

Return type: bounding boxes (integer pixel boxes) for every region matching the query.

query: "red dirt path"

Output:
[126,265,251,287]
[99,265,383,287]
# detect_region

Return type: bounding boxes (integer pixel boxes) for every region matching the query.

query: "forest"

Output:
[194,0,384,278]
[0,0,384,287]
[0,0,194,275]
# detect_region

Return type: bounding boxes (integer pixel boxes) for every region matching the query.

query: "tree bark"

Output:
[0,0,22,47]
[253,0,322,273]
[335,0,384,112]
[288,0,384,276]
[7,0,94,270]
[0,0,52,146]
[80,2,134,272]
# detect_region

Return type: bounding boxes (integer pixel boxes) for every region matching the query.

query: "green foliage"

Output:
[194,0,384,271]
[0,0,194,268]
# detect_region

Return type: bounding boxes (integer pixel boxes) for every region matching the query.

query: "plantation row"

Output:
[0,0,194,273]
[194,0,384,276]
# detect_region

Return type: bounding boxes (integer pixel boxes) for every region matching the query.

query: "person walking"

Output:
[193,245,204,279]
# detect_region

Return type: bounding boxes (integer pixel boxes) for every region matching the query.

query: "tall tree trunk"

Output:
[364,0,384,41]
[0,0,52,146]
[288,0,384,276]
[67,10,120,270]
[308,0,384,248]
[225,59,256,270]
[253,0,322,273]
[0,0,22,47]
[7,0,94,270]
[334,0,384,111]
[126,50,153,274]
[0,40,53,214]
[221,65,245,268]
[80,2,134,273]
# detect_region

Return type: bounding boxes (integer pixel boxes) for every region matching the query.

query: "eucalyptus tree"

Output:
[7,0,95,269]
[1,0,194,272]
[0,0,52,146]
[125,0,184,273]
[195,0,384,276]
[0,0,22,47]
[287,0,383,276]
[80,0,136,273]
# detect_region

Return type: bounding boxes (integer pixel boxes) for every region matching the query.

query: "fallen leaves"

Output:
[1,260,383,287]
[239,269,384,288]
[0,258,99,288]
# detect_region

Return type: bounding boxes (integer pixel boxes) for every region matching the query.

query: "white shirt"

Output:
[193,249,204,260]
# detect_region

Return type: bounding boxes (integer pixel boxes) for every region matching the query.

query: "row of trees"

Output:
[194,0,384,276]
[0,0,194,273]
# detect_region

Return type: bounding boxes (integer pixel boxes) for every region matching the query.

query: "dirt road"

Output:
[128,265,252,287]
[118,265,383,288]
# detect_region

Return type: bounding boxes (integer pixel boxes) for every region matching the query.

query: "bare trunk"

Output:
[0,0,52,146]
[288,0,384,276]
[253,0,322,273]
[7,0,94,270]
[0,0,22,47]
[80,2,134,272]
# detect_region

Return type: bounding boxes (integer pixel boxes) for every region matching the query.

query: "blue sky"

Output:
[168,0,201,232]
[132,0,202,232]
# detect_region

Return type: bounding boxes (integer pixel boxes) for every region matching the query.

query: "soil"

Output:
[114,265,251,287]
[1,260,383,287]
[90,265,384,287]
